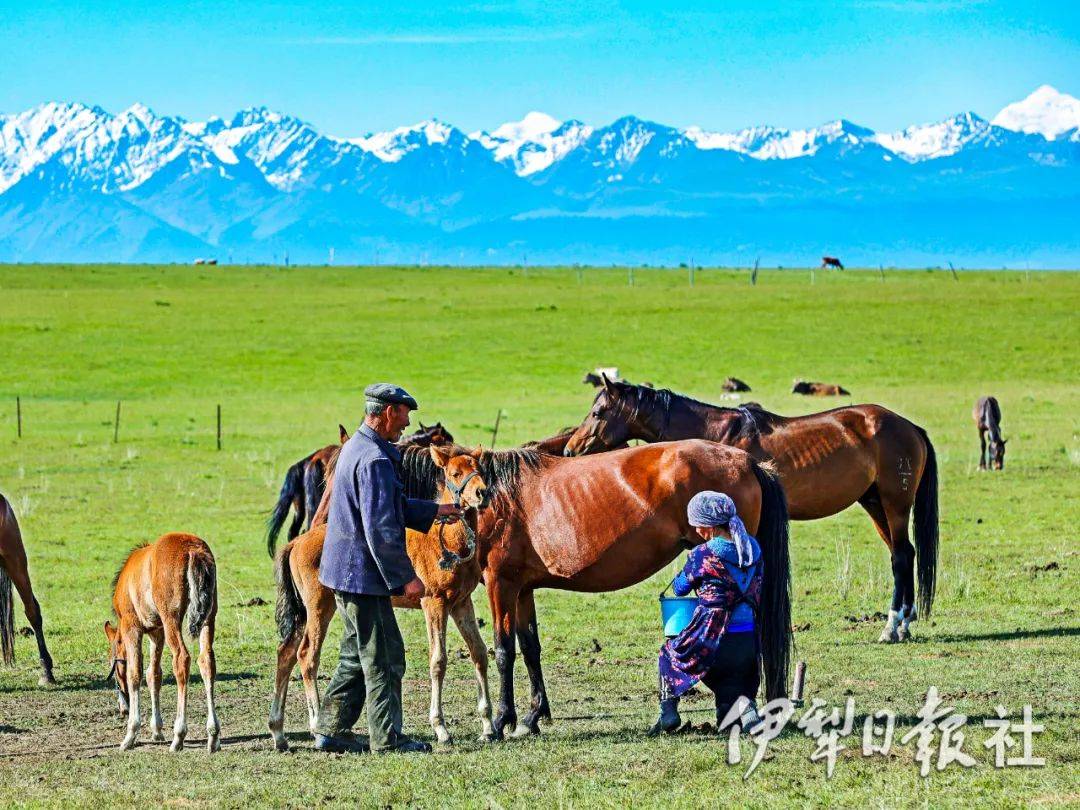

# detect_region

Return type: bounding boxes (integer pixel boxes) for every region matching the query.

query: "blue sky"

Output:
[1,0,1077,135]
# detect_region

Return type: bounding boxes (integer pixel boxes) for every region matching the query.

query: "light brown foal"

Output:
[105,532,220,752]
[269,445,493,749]
[0,493,55,685]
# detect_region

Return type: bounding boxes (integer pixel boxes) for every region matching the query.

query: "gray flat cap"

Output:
[364,382,419,410]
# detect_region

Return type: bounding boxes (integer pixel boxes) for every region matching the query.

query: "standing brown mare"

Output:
[269,445,494,749]
[105,532,220,752]
[267,422,455,555]
[564,380,939,643]
[973,396,1006,470]
[0,493,55,685]
[472,440,791,738]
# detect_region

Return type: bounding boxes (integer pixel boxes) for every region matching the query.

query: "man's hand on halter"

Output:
[436,503,463,523]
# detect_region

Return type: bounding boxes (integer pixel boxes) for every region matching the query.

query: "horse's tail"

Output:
[0,568,14,665]
[302,459,326,528]
[185,550,217,638]
[751,458,792,701]
[913,426,939,618]
[267,457,308,557]
[274,542,306,643]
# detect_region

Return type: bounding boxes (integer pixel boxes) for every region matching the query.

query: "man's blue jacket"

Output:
[319,424,439,595]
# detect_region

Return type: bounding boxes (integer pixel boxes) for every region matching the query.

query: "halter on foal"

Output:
[0,493,55,685]
[269,445,493,749]
[105,532,220,752]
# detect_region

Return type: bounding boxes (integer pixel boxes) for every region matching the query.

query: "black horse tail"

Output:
[0,568,14,665]
[267,457,308,557]
[751,458,792,701]
[185,550,217,638]
[913,426,939,619]
[302,459,327,530]
[275,542,306,643]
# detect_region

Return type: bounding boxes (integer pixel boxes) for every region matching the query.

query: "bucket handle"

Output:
[659,572,679,598]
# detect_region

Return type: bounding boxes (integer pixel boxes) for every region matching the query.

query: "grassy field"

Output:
[0,263,1077,808]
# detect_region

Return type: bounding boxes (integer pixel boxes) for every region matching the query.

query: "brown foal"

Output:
[105,532,220,752]
[269,445,493,749]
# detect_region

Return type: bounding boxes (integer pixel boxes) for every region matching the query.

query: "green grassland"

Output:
[0,263,1077,808]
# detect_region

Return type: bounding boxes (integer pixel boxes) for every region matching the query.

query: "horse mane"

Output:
[111,543,149,595]
[400,444,544,502]
[612,380,780,441]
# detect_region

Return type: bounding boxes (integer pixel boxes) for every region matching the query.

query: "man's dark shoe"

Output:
[314,733,370,753]
[390,738,433,753]
[647,697,682,736]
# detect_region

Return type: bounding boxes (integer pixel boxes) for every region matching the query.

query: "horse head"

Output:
[564,379,642,456]
[428,445,490,571]
[103,620,129,715]
[989,437,1007,470]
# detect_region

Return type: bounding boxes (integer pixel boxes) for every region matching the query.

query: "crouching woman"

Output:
[651,490,765,735]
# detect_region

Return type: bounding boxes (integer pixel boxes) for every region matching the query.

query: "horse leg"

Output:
[164,620,190,752]
[882,498,918,641]
[298,597,333,736]
[450,597,495,742]
[146,628,166,742]
[858,486,902,643]
[978,428,988,470]
[119,633,143,751]
[269,629,301,751]
[486,577,520,739]
[515,589,551,736]
[198,616,221,752]
[423,596,453,744]
[5,556,55,685]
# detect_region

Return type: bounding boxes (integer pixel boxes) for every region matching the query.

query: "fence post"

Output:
[879,264,885,282]
[628,266,634,287]
[216,404,222,451]
[16,396,21,439]
[113,400,121,443]
[948,261,959,281]
[490,409,504,449]
[689,261,695,287]
[750,258,760,286]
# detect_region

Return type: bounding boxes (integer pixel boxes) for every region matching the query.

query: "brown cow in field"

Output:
[722,377,752,393]
[792,380,850,396]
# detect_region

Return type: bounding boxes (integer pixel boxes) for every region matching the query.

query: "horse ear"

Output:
[103,620,115,641]
[418,421,428,431]
[429,444,453,468]
[471,444,485,460]
[339,424,349,444]
[601,373,615,393]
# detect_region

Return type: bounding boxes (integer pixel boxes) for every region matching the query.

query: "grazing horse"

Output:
[792,380,850,396]
[267,422,455,555]
[0,493,55,685]
[564,380,939,643]
[821,256,844,269]
[973,396,1006,470]
[105,533,220,752]
[476,441,790,738]
[269,445,494,748]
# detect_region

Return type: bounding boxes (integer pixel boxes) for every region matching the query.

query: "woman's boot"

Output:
[648,678,682,735]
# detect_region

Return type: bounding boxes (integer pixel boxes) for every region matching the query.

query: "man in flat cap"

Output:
[315,383,461,754]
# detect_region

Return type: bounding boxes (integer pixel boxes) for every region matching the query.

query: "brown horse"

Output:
[564,380,939,643]
[105,532,220,752]
[821,256,844,269]
[269,445,494,749]
[0,493,55,685]
[471,440,791,738]
[267,422,455,555]
[973,396,1006,470]
[792,380,850,396]
[722,377,752,393]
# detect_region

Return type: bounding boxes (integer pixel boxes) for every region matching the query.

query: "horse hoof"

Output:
[273,738,290,753]
[119,736,137,752]
[897,626,913,642]
[170,739,184,753]
[434,729,453,745]
[478,732,497,744]
[511,722,539,738]
[152,731,167,742]
[207,736,221,753]
[39,674,57,688]
[877,629,899,643]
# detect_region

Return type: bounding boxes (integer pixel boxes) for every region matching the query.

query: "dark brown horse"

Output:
[0,493,55,685]
[267,422,455,555]
[564,380,939,643]
[821,256,844,269]
[468,440,791,738]
[792,380,850,396]
[722,377,752,393]
[973,396,1006,470]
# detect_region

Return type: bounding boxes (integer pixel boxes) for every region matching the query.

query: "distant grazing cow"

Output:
[792,380,850,396]
[722,377,752,393]
[821,256,844,270]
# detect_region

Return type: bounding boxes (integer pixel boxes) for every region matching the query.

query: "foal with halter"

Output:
[105,532,220,752]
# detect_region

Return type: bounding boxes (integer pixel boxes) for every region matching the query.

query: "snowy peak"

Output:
[875,111,991,161]
[473,112,593,175]
[992,85,1080,140]
[351,119,463,162]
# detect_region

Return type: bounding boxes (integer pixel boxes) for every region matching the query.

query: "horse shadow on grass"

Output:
[934,625,1080,643]
[0,670,260,695]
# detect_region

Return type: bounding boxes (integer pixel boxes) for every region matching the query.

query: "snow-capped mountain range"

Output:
[1,85,1078,266]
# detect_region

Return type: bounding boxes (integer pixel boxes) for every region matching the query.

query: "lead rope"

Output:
[436,471,480,571]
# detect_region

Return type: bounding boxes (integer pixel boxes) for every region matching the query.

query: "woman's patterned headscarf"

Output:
[687,490,755,567]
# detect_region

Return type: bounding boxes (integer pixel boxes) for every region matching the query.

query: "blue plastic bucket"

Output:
[660,596,699,637]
